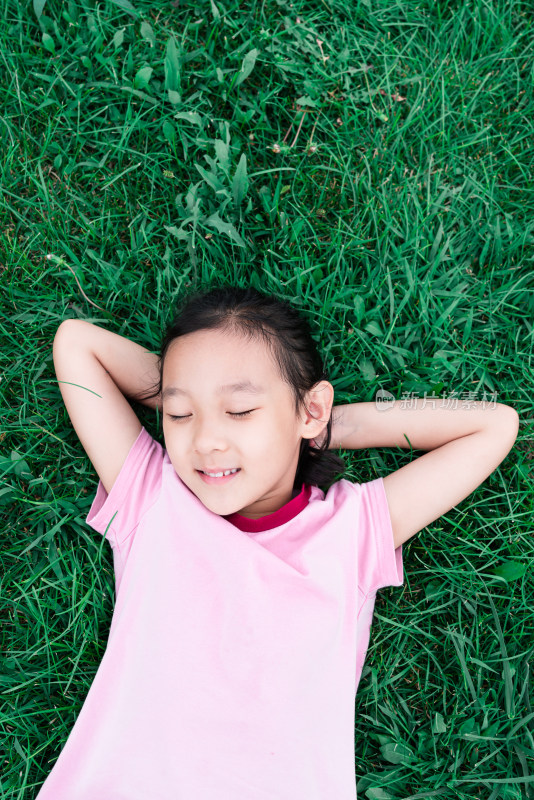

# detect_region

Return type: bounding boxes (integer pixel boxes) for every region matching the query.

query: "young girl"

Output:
[38,285,518,799]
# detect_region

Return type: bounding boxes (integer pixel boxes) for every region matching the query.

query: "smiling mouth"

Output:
[197,468,241,484]
[197,468,240,477]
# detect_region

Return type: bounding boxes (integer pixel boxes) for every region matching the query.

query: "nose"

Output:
[192,416,228,454]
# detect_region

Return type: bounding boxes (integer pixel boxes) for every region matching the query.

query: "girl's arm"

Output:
[329,399,519,549]
[53,320,161,495]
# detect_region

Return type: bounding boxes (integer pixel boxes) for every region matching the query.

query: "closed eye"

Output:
[167,410,255,421]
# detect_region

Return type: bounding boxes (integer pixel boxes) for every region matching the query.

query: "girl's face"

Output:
[161,328,330,519]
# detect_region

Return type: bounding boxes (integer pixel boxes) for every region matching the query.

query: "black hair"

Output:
[140,284,346,492]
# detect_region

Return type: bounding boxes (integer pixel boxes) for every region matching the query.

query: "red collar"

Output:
[223,484,312,533]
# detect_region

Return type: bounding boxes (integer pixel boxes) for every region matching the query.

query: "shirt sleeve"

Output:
[356,477,404,595]
[85,427,164,549]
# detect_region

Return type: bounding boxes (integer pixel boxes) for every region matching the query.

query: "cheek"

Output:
[163,427,184,457]
[263,417,299,451]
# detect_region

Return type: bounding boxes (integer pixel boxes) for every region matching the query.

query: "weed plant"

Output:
[1,0,533,797]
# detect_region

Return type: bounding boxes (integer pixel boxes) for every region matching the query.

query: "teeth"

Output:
[203,469,238,477]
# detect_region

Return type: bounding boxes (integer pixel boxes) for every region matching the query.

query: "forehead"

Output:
[162,328,283,393]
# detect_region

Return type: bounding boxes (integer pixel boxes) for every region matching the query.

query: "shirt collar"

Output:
[223,484,312,533]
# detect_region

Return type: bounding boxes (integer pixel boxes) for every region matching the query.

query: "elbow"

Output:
[55,318,81,339]
[54,319,74,348]
[496,403,520,447]
[54,319,89,347]
[509,407,520,442]
[53,319,75,359]
[53,319,88,366]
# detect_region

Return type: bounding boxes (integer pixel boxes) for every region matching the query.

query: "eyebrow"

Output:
[161,381,266,400]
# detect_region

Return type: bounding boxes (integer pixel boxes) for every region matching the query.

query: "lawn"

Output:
[1,0,533,797]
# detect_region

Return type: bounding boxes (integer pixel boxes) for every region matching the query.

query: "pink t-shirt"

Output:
[37,427,403,800]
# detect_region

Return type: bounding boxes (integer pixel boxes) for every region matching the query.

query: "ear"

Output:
[298,381,335,441]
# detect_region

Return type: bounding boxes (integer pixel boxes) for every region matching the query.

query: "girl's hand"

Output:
[311,408,343,449]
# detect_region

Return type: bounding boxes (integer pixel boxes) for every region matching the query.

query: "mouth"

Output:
[197,468,241,485]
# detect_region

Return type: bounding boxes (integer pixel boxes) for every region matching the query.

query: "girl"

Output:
[38,284,518,799]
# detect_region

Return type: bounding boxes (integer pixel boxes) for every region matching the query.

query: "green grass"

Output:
[1,0,533,796]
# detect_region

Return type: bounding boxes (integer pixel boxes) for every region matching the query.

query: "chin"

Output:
[195,494,242,517]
